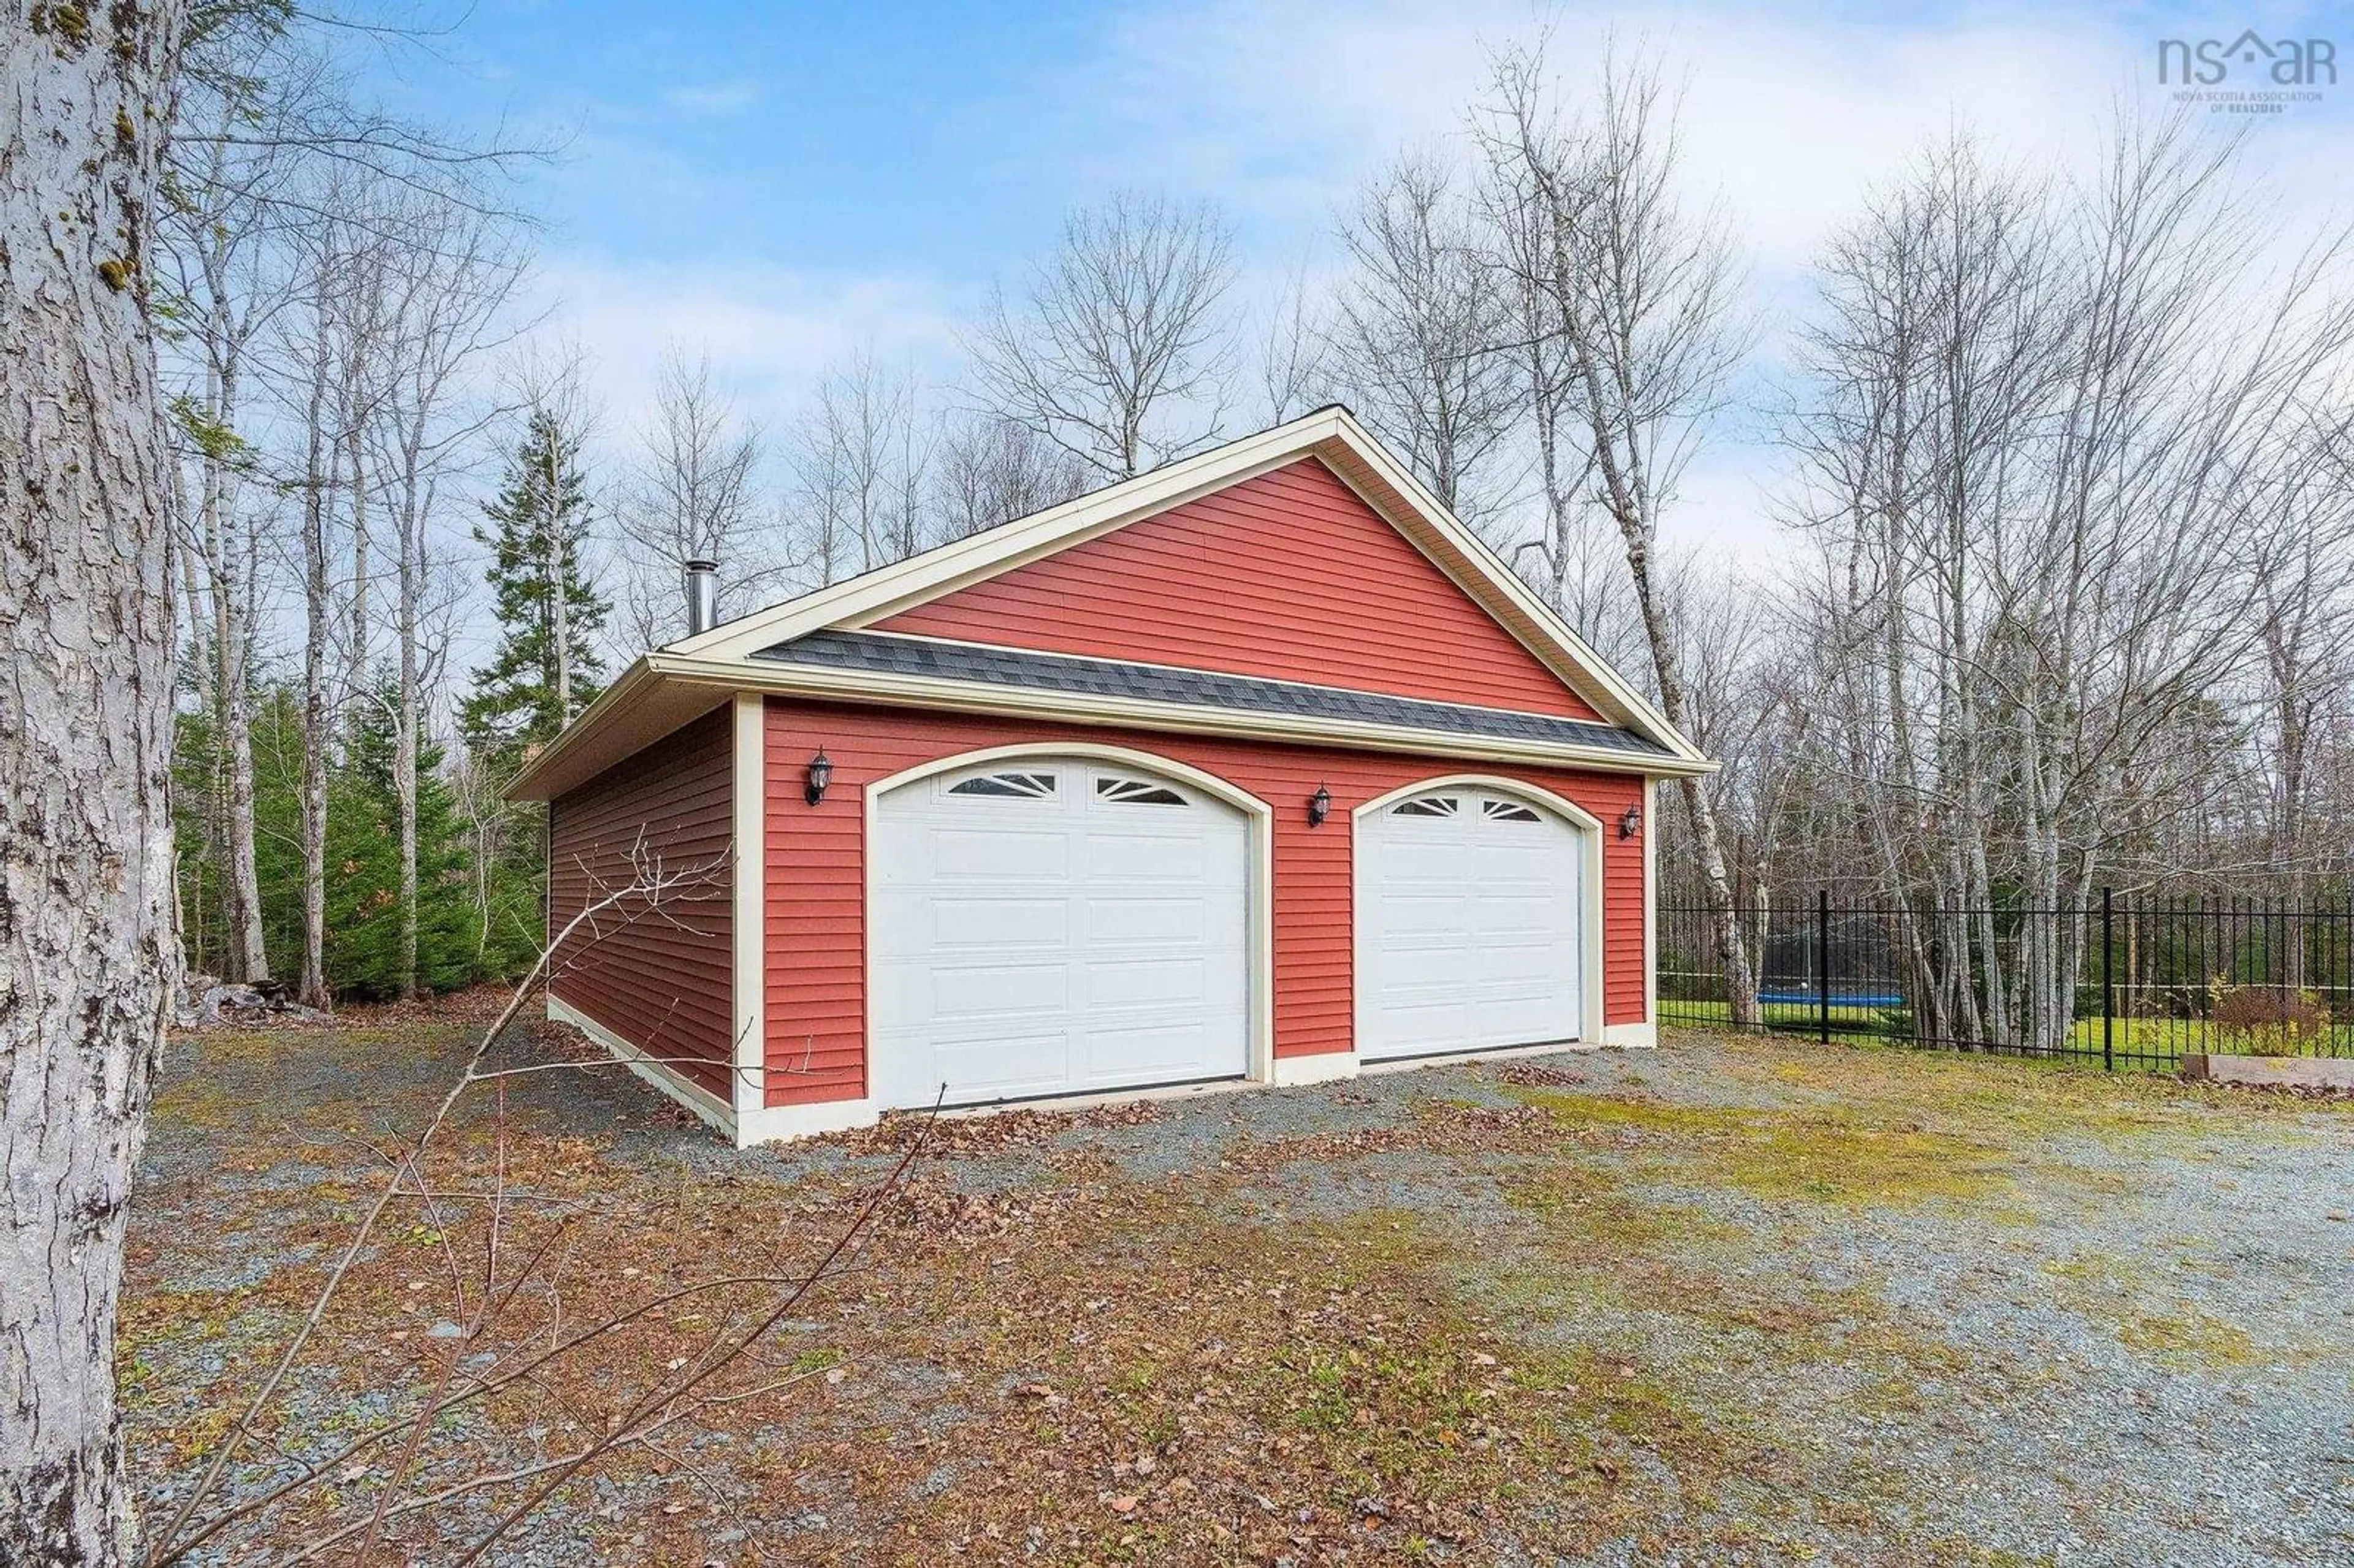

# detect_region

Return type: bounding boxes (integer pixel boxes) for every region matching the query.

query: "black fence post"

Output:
[1817,889,1832,1046]
[2101,886,2115,1071]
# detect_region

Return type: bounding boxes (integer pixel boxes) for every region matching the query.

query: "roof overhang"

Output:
[506,406,1717,801]
[503,649,1716,802]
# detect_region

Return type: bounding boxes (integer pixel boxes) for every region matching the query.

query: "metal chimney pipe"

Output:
[684,558,718,636]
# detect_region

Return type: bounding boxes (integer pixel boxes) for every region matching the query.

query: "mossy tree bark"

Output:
[1,2,188,1562]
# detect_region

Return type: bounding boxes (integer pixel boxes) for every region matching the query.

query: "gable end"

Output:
[872,457,1604,721]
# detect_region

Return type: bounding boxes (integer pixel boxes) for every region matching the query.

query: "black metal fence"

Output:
[1661,893,2354,1070]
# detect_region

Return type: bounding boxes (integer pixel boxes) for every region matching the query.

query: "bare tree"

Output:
[1479,129,1634,664]
[2250,416,2354,926]
[364,194,530,997]
[158,108,300,985]
[1477,44,1762,1023]
[267,163,395,1010]
[1781,114,2354,1049]
[787,349,923,583]
[1653,556,1804,954]
[617,348,781,646]
[931,411,1092,540]
[1326,154,1520,520]
[2,6,191,1561]
[967,191,1240,479]
[1255,256,1331,424]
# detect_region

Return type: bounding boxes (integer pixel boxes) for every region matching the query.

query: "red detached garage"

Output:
[506,408,1713,1143]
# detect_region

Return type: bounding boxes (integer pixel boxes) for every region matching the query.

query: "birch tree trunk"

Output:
[296,326,335,1010]
[1,4,189,1561]
[192,354,268,984]
[218,521,267,983]
[346,419,371,704]
[396,467,422,999]
[1478,47,1763,1024]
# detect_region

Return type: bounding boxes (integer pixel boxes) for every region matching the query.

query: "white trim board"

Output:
[730,694,767,1123]
[1642,775,1658,1033]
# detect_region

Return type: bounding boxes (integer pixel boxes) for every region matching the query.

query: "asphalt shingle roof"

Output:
[753,631,1670,758]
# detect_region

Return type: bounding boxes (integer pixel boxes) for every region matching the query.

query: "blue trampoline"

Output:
[1757,990,1905,1008]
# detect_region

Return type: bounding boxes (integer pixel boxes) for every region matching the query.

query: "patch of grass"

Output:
[1659,1002,2354,1065]
[2039,1253,2270,1368]
[1509,1090,1732,1137]
[1500,1160,1745,1249]
[1507,1087,2018,1208]
[2114,1307,2260,1366]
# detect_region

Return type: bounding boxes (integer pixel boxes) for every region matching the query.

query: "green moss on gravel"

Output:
[1508,1087,2020,1208]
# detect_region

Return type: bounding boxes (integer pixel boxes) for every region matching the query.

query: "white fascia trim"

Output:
[1271,1051,1360,1087]
[649,653,1713,778]
[731,694,766,1123]
[504,657,663,800]
[1602,1022,1659,1049]
[547,995,737,1137]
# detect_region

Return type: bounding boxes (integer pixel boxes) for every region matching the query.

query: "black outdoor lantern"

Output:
[1620,802,1642,840]
[1308,783,1333,828]
[804,748,833,807]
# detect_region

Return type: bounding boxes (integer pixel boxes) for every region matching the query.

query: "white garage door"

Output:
[870,759,1251,1110]
[1358,787,1585,1061]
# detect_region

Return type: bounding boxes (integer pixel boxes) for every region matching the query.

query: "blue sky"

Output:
[365,1,2354,552]
[397,3,1116,275]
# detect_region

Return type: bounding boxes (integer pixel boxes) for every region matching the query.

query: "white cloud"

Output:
[1051,0,2353,551]
[531,253,969,444]
[1069,1,2299,264]
[519,2,2352,563]
[661,81,761,118]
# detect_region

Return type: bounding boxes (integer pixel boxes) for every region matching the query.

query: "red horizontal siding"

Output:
[877,458,1602,721]
[763,699,1646,1108]
[549,707,734,1100]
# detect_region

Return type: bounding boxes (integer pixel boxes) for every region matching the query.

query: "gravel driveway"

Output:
[126,1001,2353,1565]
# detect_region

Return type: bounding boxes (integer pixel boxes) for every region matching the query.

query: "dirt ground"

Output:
[124,994,2354,1566]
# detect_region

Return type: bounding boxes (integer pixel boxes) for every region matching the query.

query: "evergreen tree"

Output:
[170,698,228,977]
[243,680,520,1000]
[326,683,482,998]
[249,686,310,983]
[462,408,611,778]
